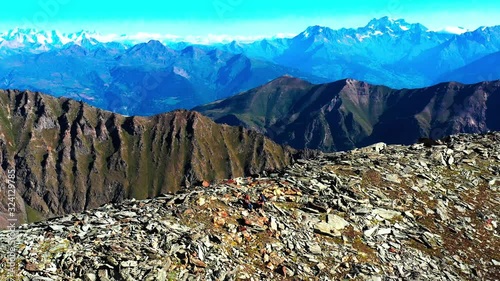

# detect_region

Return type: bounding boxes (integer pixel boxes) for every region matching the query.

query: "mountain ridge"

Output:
[0,89,296,226]
[0,17,491,50]
[195,77,500,151]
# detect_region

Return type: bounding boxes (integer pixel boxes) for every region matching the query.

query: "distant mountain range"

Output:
[229,18,500,89]
[437,51,500,84]
[0,41,322,115]
[1,17,500,115]
[195,77,500,152]
[0,28,292,50]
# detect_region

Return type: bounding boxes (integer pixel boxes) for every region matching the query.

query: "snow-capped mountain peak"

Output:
[0,28,106,49]
[0,18,498,54]
[296,17,433,44]
[298,25,336,40]
[365,16,428,34]
[434,26,469,34]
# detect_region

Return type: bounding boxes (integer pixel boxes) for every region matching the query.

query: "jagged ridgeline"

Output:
[195,77,500,152]
[0,90,295,225]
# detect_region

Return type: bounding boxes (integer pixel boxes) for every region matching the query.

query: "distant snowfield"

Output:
[0,28,296,46]
[432,26,469,34]
[0,17,480,48]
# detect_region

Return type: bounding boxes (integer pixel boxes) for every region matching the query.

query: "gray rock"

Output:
[364,226,379,237]
[327,214,349,230]
[372,209,401,220]
[385,174,401,184]
[120,260,138,268]
[376,228,392,236]
[308,243,322,255]
[2,131,499,281]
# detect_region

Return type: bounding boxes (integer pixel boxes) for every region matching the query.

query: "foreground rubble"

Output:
[1,132,499,280]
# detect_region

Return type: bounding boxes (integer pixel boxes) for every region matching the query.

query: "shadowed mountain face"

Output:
[437,51,500,84]
[195,77,500,151]
[0,90,295,226]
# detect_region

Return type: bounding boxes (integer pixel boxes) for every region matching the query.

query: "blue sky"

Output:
[1,0,499,36]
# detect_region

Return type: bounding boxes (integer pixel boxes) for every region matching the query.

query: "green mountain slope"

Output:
[195,77,500,151]
[0,89,295,225]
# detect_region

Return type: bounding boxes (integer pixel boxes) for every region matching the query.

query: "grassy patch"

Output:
[25,204,45,223]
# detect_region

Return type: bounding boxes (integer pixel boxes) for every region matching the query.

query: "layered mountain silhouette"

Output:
[437,51,500,84]
[0,90,295,224]
[0,41,322,116]
[1,17,500,116]
[222,17,500,89]
[195,77,500,152]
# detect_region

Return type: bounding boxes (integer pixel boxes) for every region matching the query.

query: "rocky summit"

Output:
[0,132,498,280]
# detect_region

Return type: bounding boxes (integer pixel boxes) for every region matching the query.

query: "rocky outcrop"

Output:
[0,90,295,225]
[1,132,498,280]
[195,77,500,152]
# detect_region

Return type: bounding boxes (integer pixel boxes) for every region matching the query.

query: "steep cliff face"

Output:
[0,90,294,225]
[196,77,500,151]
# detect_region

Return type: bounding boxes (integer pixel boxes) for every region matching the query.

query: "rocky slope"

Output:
[195,77,500,152]
[1,132,498,280]
[0,89,295,226]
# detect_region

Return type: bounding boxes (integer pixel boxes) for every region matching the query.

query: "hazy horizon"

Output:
[0,0,499,38]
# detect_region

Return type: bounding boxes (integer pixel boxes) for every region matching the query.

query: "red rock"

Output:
[243,231,252,241]
[25,262,40,272]
[256,217,269,226]
[213,216,226,227]
[190,258,207,268]
[281,266,287,277]
[218,211,229,218]
[202,181,210,187]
